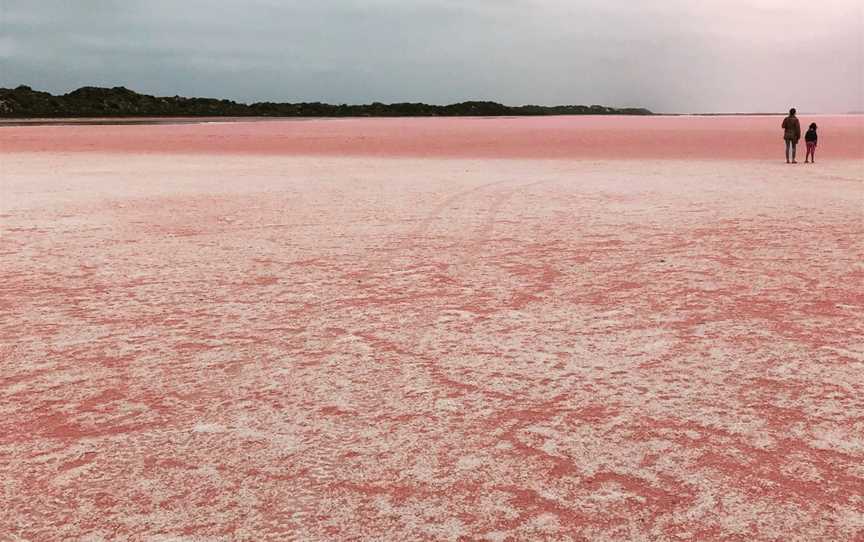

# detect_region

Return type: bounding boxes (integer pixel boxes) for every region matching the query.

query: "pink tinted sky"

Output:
[0,0,862,113]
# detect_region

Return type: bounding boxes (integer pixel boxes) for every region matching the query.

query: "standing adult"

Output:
[781,108,801,163]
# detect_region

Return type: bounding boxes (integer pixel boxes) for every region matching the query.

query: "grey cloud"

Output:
[1,0,861,112]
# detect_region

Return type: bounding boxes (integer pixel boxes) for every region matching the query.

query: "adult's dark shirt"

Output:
[782,115,801,143]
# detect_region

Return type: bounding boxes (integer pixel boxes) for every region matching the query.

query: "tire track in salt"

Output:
[401,178,552,399]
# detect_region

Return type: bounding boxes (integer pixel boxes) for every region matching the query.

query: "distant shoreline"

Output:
[1,115,654,128]
[2,112,858,128]
[2,86,856,125]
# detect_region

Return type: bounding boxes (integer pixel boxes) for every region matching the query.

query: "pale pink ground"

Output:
[1,118,863,541]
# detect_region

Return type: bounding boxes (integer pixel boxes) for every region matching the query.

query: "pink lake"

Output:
[2,114,862,159]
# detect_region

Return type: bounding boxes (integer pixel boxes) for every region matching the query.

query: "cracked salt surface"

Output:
[2,116,863,540]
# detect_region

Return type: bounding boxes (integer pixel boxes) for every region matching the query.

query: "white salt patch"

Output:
[456,455,483,470]
[192,422,225,434]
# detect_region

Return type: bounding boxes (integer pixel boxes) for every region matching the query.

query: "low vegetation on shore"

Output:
[0,85,652,118]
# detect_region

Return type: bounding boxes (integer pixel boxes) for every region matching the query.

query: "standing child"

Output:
[804,123,818,163]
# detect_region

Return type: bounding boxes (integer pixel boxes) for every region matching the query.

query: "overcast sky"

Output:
[1,0,861,113]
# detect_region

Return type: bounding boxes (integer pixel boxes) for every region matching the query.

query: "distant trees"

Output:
[0,85,652,118]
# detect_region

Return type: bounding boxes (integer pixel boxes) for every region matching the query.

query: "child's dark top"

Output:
[805,128,818,143]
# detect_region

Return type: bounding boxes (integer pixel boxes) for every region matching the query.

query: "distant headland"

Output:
[0,85,652,118]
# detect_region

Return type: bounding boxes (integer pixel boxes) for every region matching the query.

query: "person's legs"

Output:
[785,139,792,163]
[811,143,816,163]
[791,142,797,163]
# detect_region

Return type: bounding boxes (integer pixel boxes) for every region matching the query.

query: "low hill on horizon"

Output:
[0,85,653,118]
